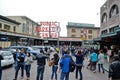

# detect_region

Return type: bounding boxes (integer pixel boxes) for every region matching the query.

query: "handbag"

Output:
[49,60,54,66]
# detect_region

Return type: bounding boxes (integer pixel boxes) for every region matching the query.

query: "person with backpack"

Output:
[50,53,59,80]
[59,49,75,80]
[74,49,84,80]
[36,49,48,80]
[90,49,98,73]
[13,49,26,80]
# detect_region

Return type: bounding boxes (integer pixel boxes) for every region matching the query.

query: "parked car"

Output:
[9,46,40,56]
[1,50,14,67]
[31,46,45,52]
[9,46,40,60]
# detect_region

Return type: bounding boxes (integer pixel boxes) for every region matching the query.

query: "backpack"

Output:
[69,57,76,72]
[69,61,76,72]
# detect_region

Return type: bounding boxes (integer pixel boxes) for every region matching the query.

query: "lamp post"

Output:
[56,22,61,54]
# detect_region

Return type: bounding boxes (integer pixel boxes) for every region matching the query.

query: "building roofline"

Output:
[0,15,21,25]
[66,25,100,29]
[7,16,39,25]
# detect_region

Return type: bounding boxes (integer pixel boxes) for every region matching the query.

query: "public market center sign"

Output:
[36,21,60,38]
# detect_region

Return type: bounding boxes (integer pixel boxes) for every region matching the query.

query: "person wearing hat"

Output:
[108,55,120,80]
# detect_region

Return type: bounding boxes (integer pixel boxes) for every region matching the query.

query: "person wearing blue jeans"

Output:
[74,49,84,80]
[51,65,58,80]
[60,49,74,80]
[76,66,82,80]
[98,50,104,73]
[98,64,104,73]
[13,49,26,80]
[36,66,45,80]
[15,63,24,79]
[25,52,32,80]
[60,72,69,80]
[36,49,48,80]
[51,53,59,80]
[25,65,31,78]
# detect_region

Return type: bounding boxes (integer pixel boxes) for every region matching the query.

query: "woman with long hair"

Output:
[51,53,59,80]
[25,52,32,80]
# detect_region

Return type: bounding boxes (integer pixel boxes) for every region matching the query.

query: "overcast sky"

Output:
[0,0,106,36]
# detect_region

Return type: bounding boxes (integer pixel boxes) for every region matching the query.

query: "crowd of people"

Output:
[0,45,120,80]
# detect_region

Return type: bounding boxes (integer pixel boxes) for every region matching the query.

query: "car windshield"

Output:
[10,46,21,49]
[1,51,12,56]
[32,47,39,50]
[27,47,34,51]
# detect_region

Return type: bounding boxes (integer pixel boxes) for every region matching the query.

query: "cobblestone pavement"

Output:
[2,54,109,80]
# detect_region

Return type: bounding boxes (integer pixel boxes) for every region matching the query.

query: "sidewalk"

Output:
[103,59,111,72]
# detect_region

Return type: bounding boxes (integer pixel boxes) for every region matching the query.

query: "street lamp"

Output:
[55,22,61,53]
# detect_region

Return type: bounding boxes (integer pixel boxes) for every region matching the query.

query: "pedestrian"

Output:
[51,53,59,80]
[36,49,48,80]
[90,49,98,73]
[74,49,84,80]
[98,50,104,73]
[59,49,74,80]
[25,52,32,80]
[108,55,120,80]
[44,47,50,61]
[0,47,4,80]
[13,49,19,70]
[13,49,26,80]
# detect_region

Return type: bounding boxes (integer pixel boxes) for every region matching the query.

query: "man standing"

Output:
[13,49,26,80]
[60,49,74,80]
[109,55,120,80]
[0,47,3,80]
[36,49,48,80]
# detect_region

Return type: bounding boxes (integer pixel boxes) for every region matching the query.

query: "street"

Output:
[2,57,109,80]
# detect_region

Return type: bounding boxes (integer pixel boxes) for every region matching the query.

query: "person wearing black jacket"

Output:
[109,55,120,80]
[51,53,59,80]
[0,47,4,80]
[36,49,48,80]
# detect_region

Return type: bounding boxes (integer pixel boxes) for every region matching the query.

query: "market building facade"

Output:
[67,22,100,47]
[98,0,120,49]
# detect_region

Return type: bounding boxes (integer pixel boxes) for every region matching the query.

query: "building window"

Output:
[88,35,92,39]
[80,30,83,33]
[109,5,119,18]
[4,24,10,30]
[88,30,92,34]
[109,25,119,32]
[71,34,75,37]
[80,35,83,38]
[13,26,16,32]
[0,23,2,28]
[22,23,25,32]
[71,29,76,33]
[101,13,107,23]
[101,30,107,35]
